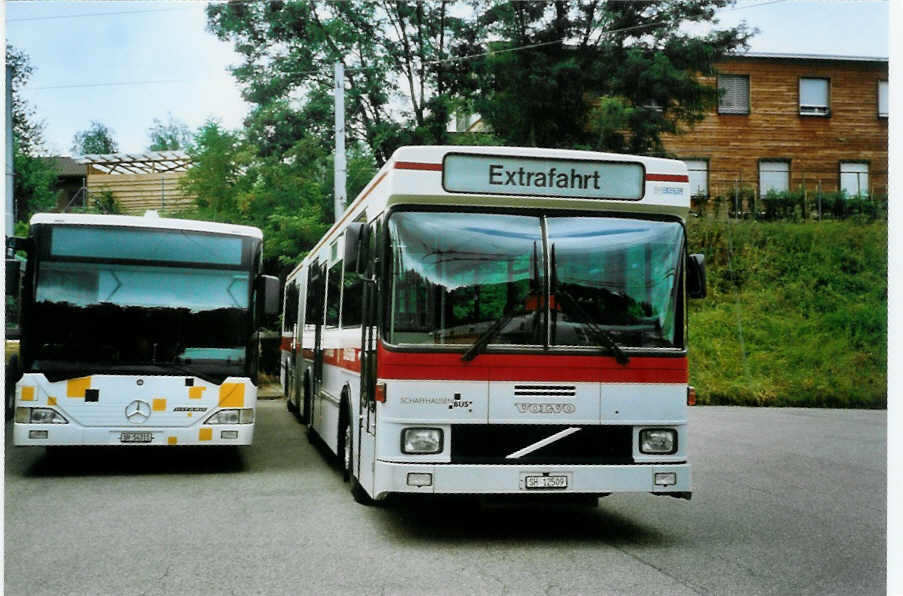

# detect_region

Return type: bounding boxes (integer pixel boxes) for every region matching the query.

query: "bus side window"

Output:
[284,281,299,331]
[341,267,363,327]
[305,263,323,326]
[325,260,342,327]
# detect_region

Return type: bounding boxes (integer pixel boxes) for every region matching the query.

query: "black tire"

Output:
[5,355,20,421]
[341,401,375,505]
[339,400,351,481]
[299,374,311,425]
[350,469,374,505]
[285,374,296,413]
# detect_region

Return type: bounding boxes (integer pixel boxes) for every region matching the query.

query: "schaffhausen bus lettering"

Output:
[281,145,705,504]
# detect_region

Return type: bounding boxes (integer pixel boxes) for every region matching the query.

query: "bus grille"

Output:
[449,425,633,465]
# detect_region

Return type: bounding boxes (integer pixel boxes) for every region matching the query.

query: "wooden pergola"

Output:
[78,151,190,175]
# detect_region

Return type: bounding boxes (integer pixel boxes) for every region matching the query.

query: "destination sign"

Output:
[443,154,645,200]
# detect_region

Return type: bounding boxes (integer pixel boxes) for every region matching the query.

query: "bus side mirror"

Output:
[344,222,369,274]
[6,259,20,296]
[259,275,281,316]
[687,253,706,299]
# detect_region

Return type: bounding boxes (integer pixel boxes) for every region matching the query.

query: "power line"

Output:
[7,6,198,23]
[31,79,191,91]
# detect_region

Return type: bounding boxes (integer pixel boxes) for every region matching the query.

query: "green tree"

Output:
[6,44,58,223]
[71,121,119,155]
[467,1,753,154]
[206,0,473,165]
[180,119,245,219]
[147,113,193,151]
[181,119,372,271]
[6,44,45,156]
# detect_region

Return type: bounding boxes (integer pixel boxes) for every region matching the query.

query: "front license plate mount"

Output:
[120,431,153,443]
[520,472,570,490]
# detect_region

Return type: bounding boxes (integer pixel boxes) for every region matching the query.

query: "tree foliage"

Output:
[6,44,58,223]
[71,121,119,155]
[180,119,377,272]
[6,44,45,156]
[147,113,194,151]
[207,0,475,165]
[467,0,753,154]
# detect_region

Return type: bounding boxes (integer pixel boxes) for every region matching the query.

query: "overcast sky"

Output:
[5,0,892,156]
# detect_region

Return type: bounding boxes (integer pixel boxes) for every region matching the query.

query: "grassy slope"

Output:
[687,219,887,408]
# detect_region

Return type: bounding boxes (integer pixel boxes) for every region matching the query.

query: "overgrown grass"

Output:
[687,218,886,408]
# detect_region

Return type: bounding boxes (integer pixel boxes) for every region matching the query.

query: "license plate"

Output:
[524,474,568,490]
[120,431,153,443]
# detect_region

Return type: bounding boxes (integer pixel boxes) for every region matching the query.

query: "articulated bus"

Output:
[281,146,706,504]
[8,212,279,447]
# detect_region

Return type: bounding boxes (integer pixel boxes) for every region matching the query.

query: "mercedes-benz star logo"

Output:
[125,400,152,424]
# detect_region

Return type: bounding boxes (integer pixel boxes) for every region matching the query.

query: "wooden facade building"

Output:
[661,53,888,201]
[77,151,195,215]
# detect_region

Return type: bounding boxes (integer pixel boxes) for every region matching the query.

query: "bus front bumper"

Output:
[13,423,254,447]
[373,461,691,499]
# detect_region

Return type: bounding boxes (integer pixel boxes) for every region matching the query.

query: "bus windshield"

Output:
[387,211,684,350]
[30,226,254,375]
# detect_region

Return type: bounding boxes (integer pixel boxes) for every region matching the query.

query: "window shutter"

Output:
[800,78,830,115]
[718,75,749,114]
[879,81,889,118]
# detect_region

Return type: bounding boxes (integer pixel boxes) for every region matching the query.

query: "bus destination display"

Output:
[443,153,645,200]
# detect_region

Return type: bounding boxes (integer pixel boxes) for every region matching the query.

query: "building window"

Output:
[799,77,830,116]
[878,80,888,118]
[717,74,749,114]
[759,161,790,195]
[684,160,709,197]
[840,162,869,197]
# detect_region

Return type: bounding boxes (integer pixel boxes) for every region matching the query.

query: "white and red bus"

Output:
[281,146,705,503]
[8,212,280,447]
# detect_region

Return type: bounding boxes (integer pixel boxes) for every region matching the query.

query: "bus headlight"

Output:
[401,428,443,454]
[639,429,677,454]
[204,409,254,425]
[15,407,69,424]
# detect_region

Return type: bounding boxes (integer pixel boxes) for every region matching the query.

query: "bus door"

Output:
[306,261,325,424]
[355,221,380,487]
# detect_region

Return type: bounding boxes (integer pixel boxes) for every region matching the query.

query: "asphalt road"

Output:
[4,400,885,595]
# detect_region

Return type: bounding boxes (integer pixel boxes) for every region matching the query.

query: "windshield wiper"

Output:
[461,309,517,362]
[549,242,628,365]
[555,289,630,365]
[461,242,541,362]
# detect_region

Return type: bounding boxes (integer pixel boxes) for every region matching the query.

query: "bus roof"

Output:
[29,212,263,240]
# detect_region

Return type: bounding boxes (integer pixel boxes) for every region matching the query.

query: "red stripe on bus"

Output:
[646,173,689,183]
[394,161,443,171]
[377,346,687,383]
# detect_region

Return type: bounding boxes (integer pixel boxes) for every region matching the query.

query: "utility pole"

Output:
[334,62,346,223]
[6,65,15,250]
